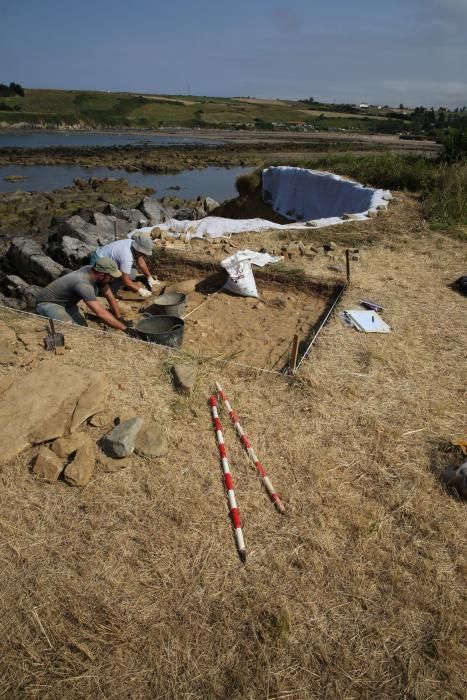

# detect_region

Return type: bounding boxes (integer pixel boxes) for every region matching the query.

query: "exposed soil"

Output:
[0,190,465,698]
[112,259,340,371]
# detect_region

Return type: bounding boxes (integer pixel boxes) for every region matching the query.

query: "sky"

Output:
[1,0,466,108]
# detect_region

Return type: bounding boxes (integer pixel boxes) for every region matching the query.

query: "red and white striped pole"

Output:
[216,382,285,514]
[209,395,247,563]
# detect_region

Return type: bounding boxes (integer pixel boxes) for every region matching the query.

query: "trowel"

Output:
[44,319,65,351]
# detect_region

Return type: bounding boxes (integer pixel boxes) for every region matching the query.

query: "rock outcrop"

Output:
[0,361,109,464]
[5,237,65,286]
[0,179,212,308]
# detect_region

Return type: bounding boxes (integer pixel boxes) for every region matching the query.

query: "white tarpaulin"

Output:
[132,166,392,241]
[262,166,391,221]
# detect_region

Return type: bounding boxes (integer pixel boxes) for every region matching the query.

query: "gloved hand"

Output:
[137,287,152,299]
[124,326,138,338]
[147,276,161,288]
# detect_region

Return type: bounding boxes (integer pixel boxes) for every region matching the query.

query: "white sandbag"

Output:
[221,258,258,298]
[220,250,283,298]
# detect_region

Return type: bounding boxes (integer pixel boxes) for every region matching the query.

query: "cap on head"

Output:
[131,232,154,255]
[93,256,122,278]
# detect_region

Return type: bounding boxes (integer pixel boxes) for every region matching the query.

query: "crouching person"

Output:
[35,257,128,332]
[90,232,158,299]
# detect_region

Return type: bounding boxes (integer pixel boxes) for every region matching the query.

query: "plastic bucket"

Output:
[148,292,187,316]
[135,315,184,348]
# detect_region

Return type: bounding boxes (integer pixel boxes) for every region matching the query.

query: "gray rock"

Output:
[56,214,115,248]
[23,284,41,309]
[47,235,94,268]
[0,274,41,309]
[0,273,28,298]
[203,196,220,213]
[93,212,133,238]
[134,422,168,458]
[139,197,171,225]
[5,237,65,286]
[172,206,200,221]
[443,461,467,499]
[102,417,144,458]
[171,364,197,395]
[105,204,148,228]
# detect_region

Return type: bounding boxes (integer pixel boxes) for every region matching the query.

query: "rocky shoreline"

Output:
[0,176,223,310]
[0,128,438,173]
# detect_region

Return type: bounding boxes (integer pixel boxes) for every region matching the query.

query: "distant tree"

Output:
[10,82,24,97]
[399,103,405,109]
[439,127,467,163]
[0,81,25,97]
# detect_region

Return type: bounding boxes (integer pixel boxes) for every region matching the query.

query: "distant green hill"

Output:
[0,87,416,135]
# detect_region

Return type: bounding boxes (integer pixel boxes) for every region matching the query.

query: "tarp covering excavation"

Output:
[137,166,392,241]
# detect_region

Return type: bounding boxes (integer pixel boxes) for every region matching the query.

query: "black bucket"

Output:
[135,314,184,348]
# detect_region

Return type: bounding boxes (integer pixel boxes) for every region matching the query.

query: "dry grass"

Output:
[0,193,466,699]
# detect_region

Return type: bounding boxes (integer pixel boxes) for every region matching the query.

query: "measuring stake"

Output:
[216,382,285,514]
[290,333,300,373]
[209,395,247,563]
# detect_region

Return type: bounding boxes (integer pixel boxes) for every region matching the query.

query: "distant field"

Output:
[0,88,414,135]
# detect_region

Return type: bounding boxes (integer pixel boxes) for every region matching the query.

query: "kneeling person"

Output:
[91,232,157,299]
[36,257,128,332]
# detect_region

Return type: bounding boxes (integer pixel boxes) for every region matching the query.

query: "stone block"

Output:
[102,417,144,458]
[134,422,168,458]
[64,442,95,486]
[33,446,64,482]
[171,364,197,395]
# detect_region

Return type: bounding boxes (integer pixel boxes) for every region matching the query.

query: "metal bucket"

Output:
[148,292,187,316]
[135,314,184,348]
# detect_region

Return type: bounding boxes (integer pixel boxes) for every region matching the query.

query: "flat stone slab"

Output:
[0,360,109,464]
[0,375,15,395]
[0,344,16,365]
[0,321,17,346]
[134,422,168,458]
[88,411,115,428]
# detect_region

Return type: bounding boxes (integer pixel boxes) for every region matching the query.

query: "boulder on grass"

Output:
[102,417,144,458]
[171,364,197,395]
[134,422,168,458]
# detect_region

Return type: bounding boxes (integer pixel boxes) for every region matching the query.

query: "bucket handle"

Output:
[139,313,183,334]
